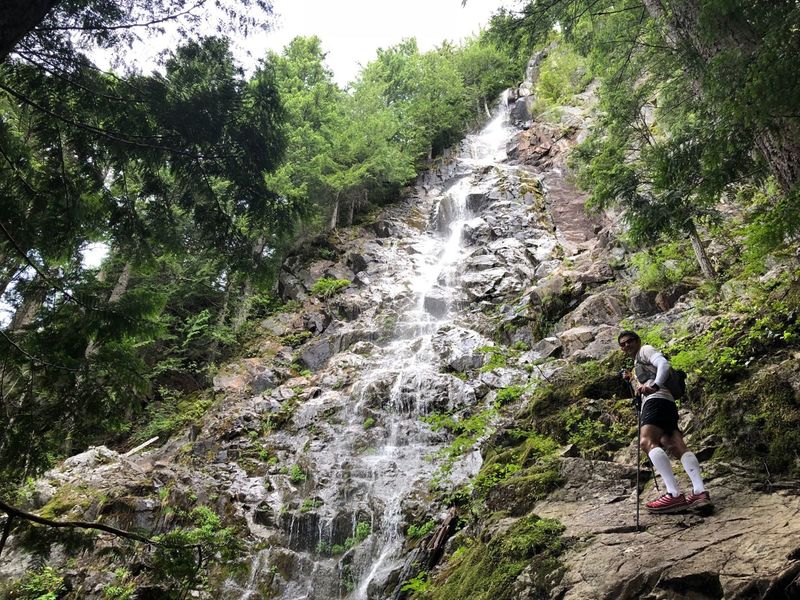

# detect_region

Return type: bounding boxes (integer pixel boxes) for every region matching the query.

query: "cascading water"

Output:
[226,101,518,600]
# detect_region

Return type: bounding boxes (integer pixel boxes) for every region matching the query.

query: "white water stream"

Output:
[228,101,517,600]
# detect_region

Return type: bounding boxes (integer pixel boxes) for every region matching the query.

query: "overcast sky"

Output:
[252,0,516,85]
[96,1,517,86]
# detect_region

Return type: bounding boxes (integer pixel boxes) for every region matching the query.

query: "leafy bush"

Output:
[6,566,65,600]
[288,464,307,484]
[407,519,437,539]
[496,385,526,406]
[310,277,351,298]
[533,42,592,113]
[152,506,240,589]
[630,241,698,291]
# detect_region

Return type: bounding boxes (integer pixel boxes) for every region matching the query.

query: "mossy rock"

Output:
[484,468,563,516]
[710,358,800,476]
[421,515,566,600]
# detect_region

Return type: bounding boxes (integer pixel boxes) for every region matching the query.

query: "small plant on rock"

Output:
[310,277,351,299]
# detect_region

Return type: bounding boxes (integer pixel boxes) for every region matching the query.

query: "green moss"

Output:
[310,277,351,298]
[281,330,312,348]
[495,385,526,406]
[132,391,213,445]
[5,566,66,600]
[39,484,93,520]
[711,364,800,476]
[420,516,565,600]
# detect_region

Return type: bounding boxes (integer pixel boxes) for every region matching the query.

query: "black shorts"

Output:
[641,397,679,435]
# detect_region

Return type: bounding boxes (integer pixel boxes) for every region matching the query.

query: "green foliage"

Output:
[401,571,431,593]
[711,366,800,476]
[288,464,307,484]
[495,385,526,406]
[315,521,371,556]
[407,519,437,539]
[5,567,65,600]
[422,516,565,600]
[532,42,592,114]
[310,277,351,299]
[103,569,135,600]
[132,391,213,445]
[422,407,498,475]
[300,498,322,513]
[363,417,376,430]
[630,242,698,291]
[152,506,240,589]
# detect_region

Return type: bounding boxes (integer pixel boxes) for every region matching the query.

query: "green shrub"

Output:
[288,464,307,484]
[310,277,351,299]
[533,42,592,113]
[152,506,240,589]
[630,241,697,291]
[401,571,431,593]
[7,566,65,600]
[496,385,526,406]
[407,519,437,539]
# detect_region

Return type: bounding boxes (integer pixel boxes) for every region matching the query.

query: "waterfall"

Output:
[227,100,518,600]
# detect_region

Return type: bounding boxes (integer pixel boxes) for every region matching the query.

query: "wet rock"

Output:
[432,326,490,372]
[423,288,450,318]
[304,311,331,335]
[262,311,304,337]
[214,359,279,394]
[479,367,527,389]
[462,217,492,245]
[522,336,563,361]
[558,326,597,357]
[373,220,398,238]
[462,267,507,300]
[347,252,370,274]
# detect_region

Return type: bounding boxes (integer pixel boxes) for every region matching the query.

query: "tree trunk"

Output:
[754,124,800,195]
[0,0,62,63]
[329,192,340,230]
[642,0,798,192]
[84,262,131,360]
[8,272,50,332]
[686,219,716,281]
[231,275,252,332]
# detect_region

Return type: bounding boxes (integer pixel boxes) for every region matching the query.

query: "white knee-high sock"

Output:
[648,447,681,496]
[680,452,706,494]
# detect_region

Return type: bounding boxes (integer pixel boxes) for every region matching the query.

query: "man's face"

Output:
[619,336,641,357]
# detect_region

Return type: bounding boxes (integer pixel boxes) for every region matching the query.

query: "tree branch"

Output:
[0,497,202,566]
[32,2,204,33]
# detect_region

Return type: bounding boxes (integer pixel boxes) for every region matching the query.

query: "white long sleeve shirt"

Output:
[634,344,675,404]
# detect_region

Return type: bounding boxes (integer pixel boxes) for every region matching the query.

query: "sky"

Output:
[252,0,517,85]
[95,1,518,86]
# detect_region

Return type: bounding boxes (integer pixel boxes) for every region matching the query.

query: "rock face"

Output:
[2,58,798,600]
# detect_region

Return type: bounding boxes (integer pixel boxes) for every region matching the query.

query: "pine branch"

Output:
[0,497,203,568]
[32,2,204,33]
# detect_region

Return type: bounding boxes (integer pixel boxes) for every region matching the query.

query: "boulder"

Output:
[432,326,491,372]
[560,292,625,330]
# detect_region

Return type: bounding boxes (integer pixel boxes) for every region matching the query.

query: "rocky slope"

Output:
[2,50,799,600]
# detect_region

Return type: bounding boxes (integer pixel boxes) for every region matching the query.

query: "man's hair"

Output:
[618,330,640,344]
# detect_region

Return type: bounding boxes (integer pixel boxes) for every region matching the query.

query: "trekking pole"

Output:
[622,373,643,531]
[636,397,641,531]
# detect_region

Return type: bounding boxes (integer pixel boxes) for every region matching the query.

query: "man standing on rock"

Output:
[618,330,712,513]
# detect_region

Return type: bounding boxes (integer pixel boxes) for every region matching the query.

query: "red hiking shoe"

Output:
[646,493,688,514]
[686,491,712,509]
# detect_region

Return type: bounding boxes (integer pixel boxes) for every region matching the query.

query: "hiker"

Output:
[618,330,712,513]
